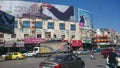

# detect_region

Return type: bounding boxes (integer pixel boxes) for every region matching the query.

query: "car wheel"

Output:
[16,57,20,60]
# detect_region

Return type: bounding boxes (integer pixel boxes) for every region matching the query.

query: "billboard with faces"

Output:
[78,8,93,29]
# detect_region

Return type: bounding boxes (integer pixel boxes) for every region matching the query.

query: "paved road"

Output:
[0,53,106,68]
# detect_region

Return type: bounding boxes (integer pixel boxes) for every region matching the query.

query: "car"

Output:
[100,48,113,58]
[5,52,26,60]
[1,53,12,60]
[23,51,35,57]
[73,49,90,55]
[94,48,102,53]
[39,53,85,68]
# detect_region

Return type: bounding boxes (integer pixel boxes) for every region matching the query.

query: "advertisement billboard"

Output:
[0,10,15,34]
[0,1,74,21]
[78,8,93,29]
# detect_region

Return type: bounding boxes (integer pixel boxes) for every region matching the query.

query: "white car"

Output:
[73,50,90,55]
[1,53,12,60]
[23,51,35,57]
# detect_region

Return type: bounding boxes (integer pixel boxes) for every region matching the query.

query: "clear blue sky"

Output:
[26,0,120,33]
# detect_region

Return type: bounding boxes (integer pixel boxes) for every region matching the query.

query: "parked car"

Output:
[94,48,102,53]
[73,49,90,55]
[5,52,26,60]
[23,51,35,57]
[100,48,113,58]
[39,53,85,68]
[1,53,12,60]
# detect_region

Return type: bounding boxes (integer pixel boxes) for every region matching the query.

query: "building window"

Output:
[14,21,18,28]
[23,21,30,28]
[35,21,42,29]
[71,35,75,39]
[61,35,65,40]
[11,34,16,38]
[59,23,65,30]
[71,24,76,30]
[24,34,29,38]
[53,34,56,38]
[48,22,54,29]
[0,34,4,38]
[37,34,42,38]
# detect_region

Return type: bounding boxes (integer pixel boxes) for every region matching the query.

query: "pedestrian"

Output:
[107,47,118,68]
[90,47,95,60]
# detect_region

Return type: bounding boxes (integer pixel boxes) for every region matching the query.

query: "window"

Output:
[35,21,42,29]
[53,34,56,38]
[61,35,65,40]
[11,34,16,38]
[71,24,76,30]
[14,21,18,28]
[23,21,30,28]
[48,22,54,29]
[59,23,65,30]
[24,34,29,38]
[0,34,4,38]
[37,34,42,38]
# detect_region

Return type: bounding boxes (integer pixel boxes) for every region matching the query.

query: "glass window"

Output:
[24,34,29,38]
[35,21,42,29]
[0,34,4,38]
[37,34,42,38]
[23,21,30,28]
[59,23,65,30]
[71,24,76,30]
[53,34,56,38]
[48,22,54,29]
[11,34,16,38]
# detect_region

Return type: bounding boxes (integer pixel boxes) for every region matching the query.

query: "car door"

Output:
[64,55,76,68]
[71,55,82,68]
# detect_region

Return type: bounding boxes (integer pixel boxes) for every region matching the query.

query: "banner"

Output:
[0,1,74,21]
[0,10,15,34]
[78,8,93,29]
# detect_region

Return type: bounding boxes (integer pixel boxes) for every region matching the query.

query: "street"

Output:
[0,53,106,68]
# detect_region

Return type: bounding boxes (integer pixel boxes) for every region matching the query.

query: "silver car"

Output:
[39,53,85,68]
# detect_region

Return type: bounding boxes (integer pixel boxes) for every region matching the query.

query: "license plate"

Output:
[43,66,51,68]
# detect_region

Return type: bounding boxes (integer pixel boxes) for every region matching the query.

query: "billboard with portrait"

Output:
[0,1,74,21]
[0,10,15,34]
[78,8,93,29]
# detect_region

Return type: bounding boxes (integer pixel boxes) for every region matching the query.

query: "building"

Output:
[93,28,120,48]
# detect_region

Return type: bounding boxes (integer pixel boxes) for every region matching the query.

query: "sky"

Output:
[26,0,120,33]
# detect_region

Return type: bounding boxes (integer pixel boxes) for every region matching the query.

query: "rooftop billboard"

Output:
[0,1,74,21]
[0,10,15,34]
[78,8,93,29]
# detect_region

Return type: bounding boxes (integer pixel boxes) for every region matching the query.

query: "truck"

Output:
[32,41,69,57]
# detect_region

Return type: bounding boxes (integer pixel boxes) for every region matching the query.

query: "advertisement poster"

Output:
[0,1,74,21]
[78,8,93,29]
[0,10,15,34]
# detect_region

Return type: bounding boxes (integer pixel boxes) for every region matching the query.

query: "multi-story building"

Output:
[93,28,120,48]
[0,1,93,54]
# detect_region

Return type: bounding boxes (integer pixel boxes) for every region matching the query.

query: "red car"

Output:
[100,48,113,58]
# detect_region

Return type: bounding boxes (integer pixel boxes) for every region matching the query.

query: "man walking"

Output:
[108,47,118,68]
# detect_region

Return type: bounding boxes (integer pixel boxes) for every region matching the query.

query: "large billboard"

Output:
[0,1,74,21]
[78,8,93,29]
[0,10,15,34]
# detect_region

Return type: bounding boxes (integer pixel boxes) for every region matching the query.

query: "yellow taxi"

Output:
[5,52,26,60]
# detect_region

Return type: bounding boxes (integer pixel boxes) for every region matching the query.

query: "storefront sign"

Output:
[24,38,46,44]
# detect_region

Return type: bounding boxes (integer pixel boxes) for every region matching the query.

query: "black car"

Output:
[39,53,85,68]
